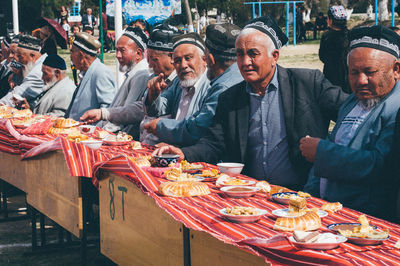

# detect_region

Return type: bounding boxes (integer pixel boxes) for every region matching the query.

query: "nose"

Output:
[180,58,188,69]
[356,73,369,85]
[240,54,252,67]
[116,50,122,59]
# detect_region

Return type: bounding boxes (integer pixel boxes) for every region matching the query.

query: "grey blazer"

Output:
[67,58,116,121]
[33,77,76,117]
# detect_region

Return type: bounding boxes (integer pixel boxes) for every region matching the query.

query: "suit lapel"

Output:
[236,84,250,162]
[277,66,295,142]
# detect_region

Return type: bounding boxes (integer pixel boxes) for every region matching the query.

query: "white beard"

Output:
[22,61,35,78]
[42,77,58,91]
[360,98,381,110]
[179,77,200,88]
[119,60,136,73]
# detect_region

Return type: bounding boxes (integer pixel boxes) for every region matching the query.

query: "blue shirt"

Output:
[246,69,299,186]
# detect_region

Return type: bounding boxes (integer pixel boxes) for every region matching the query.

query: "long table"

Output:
[98,171,266,266]
[0,118,399,265]
[0,151,85,238]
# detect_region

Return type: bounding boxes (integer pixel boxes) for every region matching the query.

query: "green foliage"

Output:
[18,0,74,32]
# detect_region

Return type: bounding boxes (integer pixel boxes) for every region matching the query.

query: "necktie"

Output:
[64,83,81,118]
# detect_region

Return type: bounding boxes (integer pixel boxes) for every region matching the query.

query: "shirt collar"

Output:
[246,67,279,96]
[166,70,177,84]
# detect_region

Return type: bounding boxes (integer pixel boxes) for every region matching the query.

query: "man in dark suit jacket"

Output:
[81,8,97,27]
[153,15,348,190]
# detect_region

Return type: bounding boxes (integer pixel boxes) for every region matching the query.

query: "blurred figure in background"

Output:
[313,12,327,40]
[319,5,350,93]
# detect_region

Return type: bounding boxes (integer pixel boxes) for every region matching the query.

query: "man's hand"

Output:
[12,97,29,109]
[147,74,167,103]
[144,118,161,135]
[152,145,185,160]
[80,109,102,123]
[299,136,321,163]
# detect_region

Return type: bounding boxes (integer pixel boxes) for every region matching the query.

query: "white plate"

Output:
[219,208,268,223]
[272,208,328,218]
[289,234,347,250]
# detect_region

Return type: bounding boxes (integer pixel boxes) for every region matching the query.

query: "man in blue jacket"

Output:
[144,24,243,146]
[301,25,400,220]
[65,32,116,120]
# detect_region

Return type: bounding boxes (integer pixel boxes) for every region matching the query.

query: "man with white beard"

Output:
[17,55,75,116]
[143,32,210,146]
[0,35,46,108]
[80,27,150,139]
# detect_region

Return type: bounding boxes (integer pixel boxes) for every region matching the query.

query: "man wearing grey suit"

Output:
[80,27,150,139]
[0,35,46,108]
[17,55,75,117]
[65,32,116,120]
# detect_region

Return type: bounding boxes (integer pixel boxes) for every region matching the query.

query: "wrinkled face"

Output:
[147,49,174,76]
[348,48,396,100]
[87,9,92,15]
[173,44,206,82]
[41,65,55,84]
[7,43,18,62]
[70,45,83,69]
[116,36,136,67]
[235,31,278,90]
[16,47,32,65]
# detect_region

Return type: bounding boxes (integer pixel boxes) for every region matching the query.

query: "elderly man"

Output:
[148,23,243,145]
[82,8,96,28]
[143,32,210,146]
[140,24,183,144]
[0,34,19,98]
[0,35,46,108]
[154,15,347,190]
[301,25,400,220]
[17,55,75,116]
[65,32,116,120]
[80,27,150,139]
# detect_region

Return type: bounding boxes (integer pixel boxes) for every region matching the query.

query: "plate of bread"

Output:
[289,231,347,250]
[220,206,268,223]
[103,132,133,145]
[164,168,205,182]
[272,197,328,218]
[158,181,210,197]
[334,215,389,245]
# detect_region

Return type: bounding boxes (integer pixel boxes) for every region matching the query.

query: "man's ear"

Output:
[393,60,400,81]
[271,49,280,64]
[208,52,216,66]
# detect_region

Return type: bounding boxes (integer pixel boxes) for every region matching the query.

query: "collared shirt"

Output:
[246,69,299,186]
[320,101,373,197]
[334,101,373,146]
[175,77,201,121]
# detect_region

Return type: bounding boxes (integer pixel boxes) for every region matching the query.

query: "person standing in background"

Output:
[319,5,350,93]
[81,8,97,28]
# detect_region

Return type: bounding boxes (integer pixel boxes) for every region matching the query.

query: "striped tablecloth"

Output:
[0,118,399,265]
